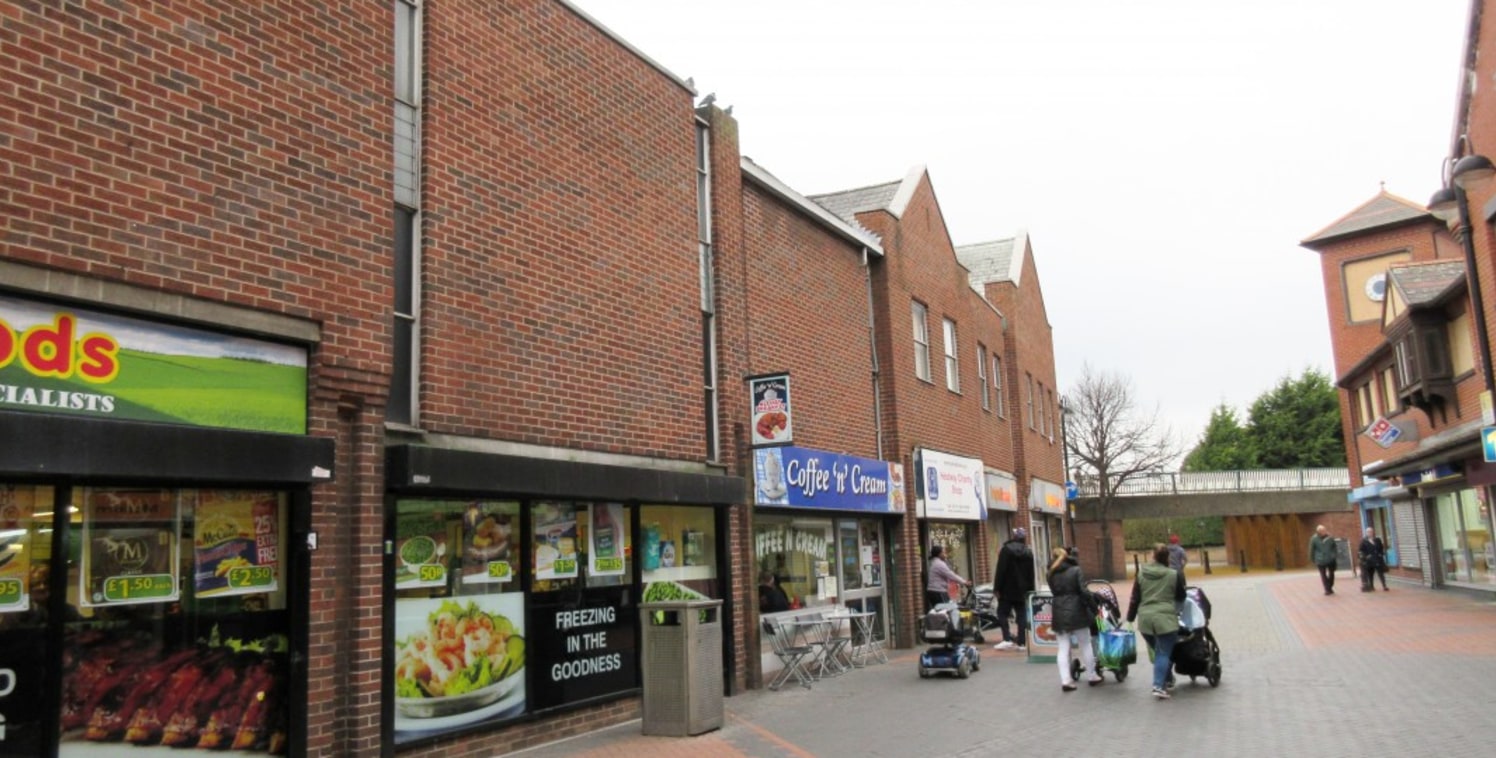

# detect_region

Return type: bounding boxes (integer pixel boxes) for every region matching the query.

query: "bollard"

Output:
[1275,548,1283,572]
[1202,549,1212,575]
[1239,549,1247,573]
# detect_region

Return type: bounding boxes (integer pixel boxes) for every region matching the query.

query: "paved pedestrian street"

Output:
[512,571,1496,757]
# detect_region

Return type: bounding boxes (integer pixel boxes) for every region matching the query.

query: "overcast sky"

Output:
[571,0,1471,460]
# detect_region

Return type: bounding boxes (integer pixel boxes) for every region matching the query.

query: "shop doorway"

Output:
[837,519,888,643]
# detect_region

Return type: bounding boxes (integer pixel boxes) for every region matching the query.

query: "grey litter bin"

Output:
[640,599,724,736]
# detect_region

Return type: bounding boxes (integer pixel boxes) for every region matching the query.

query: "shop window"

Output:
[754,515,834,611]
[392,499,525,744]
[43,487,291,756]
[640,505,718,602]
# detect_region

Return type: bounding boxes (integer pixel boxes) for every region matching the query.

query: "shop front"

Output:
[1028,478,1067,567]
[751,446,903,672]
[0,293,332,758]
[382,445,741,749]
[1350,481,1399,566]
[914,449,986,593]
[983,469,1020,581]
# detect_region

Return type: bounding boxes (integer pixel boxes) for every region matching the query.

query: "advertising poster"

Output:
[193,491,280,598]
[1026,590,1059,662]
[533,503,579,580]
[529,595,634,711]
[0,485,38,613]
[395,503,451,590]
[588,503,625,577]
[460,501,516,587]
[749,374,793,446]
[917,449,986,521]
[80,489,181,608]
[889,462,906,513]
[392,593,527,744]
[0,293,309,434]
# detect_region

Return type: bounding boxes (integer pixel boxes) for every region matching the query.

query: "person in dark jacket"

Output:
[1309,524,1339,595]
[1047,547,1102,691]
[1358,528,1389,592]
[758,570,791,613]
[1127,544,1187,699]
[991,527,1035,651]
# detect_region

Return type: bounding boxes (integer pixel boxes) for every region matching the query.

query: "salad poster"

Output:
[193,491,280,598]
[393,593,527,743]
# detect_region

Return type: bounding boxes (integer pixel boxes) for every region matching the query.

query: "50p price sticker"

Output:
[417,564,446,583]
[486,561,512,581]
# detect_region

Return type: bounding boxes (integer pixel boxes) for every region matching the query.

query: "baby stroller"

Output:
[960,583,1003,644]
[1069,579,1132,683]
[917,601,982,679]
[1171,586,1221,687]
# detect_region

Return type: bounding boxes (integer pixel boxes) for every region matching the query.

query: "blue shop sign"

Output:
[754,446,895,512]
[1402,463,1461,487]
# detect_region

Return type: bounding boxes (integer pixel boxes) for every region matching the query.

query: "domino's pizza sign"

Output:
[1364,417,1401,448]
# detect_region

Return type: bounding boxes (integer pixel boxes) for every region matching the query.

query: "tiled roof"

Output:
[955,238,1017,284]
[808,181,901,224]
[1301,191,1430,245]
[1388,260,1465,307]
[740,157,883,253]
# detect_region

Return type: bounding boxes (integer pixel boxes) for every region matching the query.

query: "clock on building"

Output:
[1364,272,1387,302]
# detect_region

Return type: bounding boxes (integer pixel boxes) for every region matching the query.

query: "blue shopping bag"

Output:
[1098,626,1137,668]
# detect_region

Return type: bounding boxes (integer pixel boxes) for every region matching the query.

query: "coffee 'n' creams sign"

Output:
[0,294,307,433]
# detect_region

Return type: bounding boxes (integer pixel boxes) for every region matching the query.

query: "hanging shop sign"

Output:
[0,293,308,434]
[1029,478,1066,515]
[753,447,895,512]
[916,449,986,521]
[986,470,1019,512]
[748,373,793,446]
[529,596,636,711]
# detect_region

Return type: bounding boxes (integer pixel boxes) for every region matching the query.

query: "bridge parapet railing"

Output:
[1074,468,1350,497]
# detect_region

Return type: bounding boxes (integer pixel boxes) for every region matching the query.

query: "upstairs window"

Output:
[943,319,960,392]
[912,302,931,381]
[992,355,1004,416]
[978,345,989,410]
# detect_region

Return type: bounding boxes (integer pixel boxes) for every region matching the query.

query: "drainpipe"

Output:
[863,246,884,460]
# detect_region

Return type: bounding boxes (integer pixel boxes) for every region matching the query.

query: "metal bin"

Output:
[639,599,724,736]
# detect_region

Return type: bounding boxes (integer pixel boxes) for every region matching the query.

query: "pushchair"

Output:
[1171,585,1221,687]
[960,583,1003,644]
[917,601,982,679]
[1069,579,1133,683]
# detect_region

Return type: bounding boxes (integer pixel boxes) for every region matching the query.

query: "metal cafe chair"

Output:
[762,617,815,690]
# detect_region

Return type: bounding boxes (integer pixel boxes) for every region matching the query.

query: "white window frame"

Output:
[993,355,1004,417]
[1025,373,1035,429]
[912,301,931,381]
[977,345,989,410]
[943,318,960,393]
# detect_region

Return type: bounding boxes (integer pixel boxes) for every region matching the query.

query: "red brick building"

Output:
[1302,0,1496,597]
[0,1,1065,755]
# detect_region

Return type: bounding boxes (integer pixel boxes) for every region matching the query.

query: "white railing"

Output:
[1073,468,1350,497]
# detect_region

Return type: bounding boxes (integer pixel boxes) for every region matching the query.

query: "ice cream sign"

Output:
[753,447,896,512]
[0,294,308,433]
[916,449,986,521]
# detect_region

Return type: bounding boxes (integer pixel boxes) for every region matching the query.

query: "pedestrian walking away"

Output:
[992,527,1035,651]
[1310,524,1338,595]
[1127,544,1187,700]
[1358,528,1390,592]
[1047,547,1102,691]
[926,544,971,611]
[1167,534,1188,574]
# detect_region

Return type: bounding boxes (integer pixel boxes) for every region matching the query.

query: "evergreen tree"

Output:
[1244,368,1345,469]
[1182,403,1259,471]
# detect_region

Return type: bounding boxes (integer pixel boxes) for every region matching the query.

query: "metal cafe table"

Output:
[825,609,884,667]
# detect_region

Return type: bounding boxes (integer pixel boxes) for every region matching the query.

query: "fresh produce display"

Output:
[60,627,289,754]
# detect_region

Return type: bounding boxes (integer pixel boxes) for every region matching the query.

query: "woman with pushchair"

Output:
[1127,544,1187,700]
[1047,547,1103,691]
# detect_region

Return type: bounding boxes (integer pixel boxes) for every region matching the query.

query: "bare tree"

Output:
[1064,364,1178,578]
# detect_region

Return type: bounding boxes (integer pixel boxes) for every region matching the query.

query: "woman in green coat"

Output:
[1126,544,1186,700]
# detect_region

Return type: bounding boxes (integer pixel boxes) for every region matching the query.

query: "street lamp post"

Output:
[1061,397,1079,552]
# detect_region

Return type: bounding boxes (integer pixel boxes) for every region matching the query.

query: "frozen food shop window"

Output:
[392,499,526,744]
[58,487,292,756]
[640,505,718,603]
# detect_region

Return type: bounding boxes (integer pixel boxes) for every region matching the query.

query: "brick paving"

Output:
[510,569,1496,757]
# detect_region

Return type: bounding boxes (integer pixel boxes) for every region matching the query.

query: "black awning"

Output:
[386,444,743,505]
[0,410,334,485]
